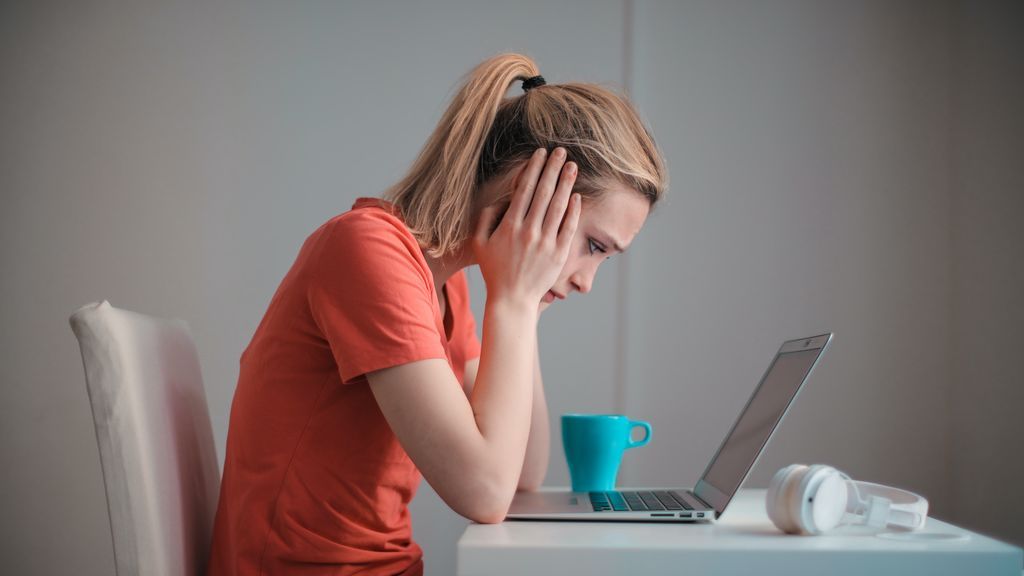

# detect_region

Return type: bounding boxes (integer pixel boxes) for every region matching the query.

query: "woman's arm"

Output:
[368,147,578,524]
[368,298,537,524]
[463,343,550,492]
[462,357,479,397]
[517,340,550,491]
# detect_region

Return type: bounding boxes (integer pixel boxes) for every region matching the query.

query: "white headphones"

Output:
[766,464,929,535]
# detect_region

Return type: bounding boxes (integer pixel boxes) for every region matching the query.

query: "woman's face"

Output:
[541,185,650,308]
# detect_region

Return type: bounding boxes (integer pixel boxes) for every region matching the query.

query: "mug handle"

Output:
[626,420,652,449]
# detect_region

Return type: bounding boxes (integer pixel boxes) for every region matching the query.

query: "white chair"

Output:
[70,301,220,576]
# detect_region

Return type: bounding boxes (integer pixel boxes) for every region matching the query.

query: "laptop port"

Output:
[696,512,705,518]
[651,513,674,517]
[680,512,693,518]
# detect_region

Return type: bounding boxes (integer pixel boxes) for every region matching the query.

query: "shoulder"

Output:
[308,198,424,269]
[322,198,412,244]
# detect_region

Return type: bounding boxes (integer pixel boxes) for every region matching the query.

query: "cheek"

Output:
[556,232,593,281]
[558,251,583,280]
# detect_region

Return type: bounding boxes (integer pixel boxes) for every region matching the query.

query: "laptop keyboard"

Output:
[589,490,697,512]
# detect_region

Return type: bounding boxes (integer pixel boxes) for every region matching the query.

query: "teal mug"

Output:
[562,414,653,493]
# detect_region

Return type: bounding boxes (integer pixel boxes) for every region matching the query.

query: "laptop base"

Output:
[506,487,715,522]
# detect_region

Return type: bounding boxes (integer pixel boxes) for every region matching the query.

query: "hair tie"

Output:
[522,75,546,92]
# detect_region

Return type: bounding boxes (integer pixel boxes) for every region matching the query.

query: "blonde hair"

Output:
[383,52,668,258]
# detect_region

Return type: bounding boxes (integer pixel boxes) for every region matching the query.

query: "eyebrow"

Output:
[595,232,628,254]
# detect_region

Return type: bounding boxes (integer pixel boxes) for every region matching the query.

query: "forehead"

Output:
[581,185,650,243]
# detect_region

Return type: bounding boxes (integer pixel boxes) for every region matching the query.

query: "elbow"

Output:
[457,475,515,524]
[468,506,508,525]
[461,498,511,525]
[469,486,515,524]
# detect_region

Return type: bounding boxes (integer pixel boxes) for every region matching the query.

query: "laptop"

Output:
[507,332,833,522]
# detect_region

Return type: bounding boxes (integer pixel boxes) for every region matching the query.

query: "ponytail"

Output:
[384,54,540,258]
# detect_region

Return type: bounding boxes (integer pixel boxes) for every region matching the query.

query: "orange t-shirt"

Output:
[208,198,482,576]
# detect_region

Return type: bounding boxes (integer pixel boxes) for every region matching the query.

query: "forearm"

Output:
[518,340,550,490]
[469,298,538,506]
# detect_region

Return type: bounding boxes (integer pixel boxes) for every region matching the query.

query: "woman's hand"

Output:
[473,147,581,310]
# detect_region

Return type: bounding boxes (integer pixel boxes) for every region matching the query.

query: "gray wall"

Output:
[626,0,957,510]
[949,0,1024,548]
[1,1,1020,575]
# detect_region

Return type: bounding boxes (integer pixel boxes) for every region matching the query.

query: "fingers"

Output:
[525,148,568,230]
[556,193,582,251]
[542,160,577,235]
[506,148,548,223]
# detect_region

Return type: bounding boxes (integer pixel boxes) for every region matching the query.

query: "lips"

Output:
[544,290,566,303]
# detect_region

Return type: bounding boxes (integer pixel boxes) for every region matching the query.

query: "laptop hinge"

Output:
[690,491,713,510]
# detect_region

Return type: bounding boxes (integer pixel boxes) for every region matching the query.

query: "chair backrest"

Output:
[70,301,220,576]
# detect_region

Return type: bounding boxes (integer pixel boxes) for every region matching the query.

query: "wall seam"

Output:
[614,0,634,483]
[944,0,962,525]
[614,0,634,420]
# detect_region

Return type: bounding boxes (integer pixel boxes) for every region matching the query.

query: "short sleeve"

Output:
[305,211,447,384]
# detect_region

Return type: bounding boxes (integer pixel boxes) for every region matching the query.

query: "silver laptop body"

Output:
[506,333,833,522]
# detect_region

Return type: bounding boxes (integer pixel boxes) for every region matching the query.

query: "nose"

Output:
[569,268,595,295]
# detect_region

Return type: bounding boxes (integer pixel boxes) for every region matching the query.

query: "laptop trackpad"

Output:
[508,491,589,515]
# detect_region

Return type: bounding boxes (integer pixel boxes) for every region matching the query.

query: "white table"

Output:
[457,489,1023,576]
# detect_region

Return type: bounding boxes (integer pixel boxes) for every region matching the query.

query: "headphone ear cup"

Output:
[799,466,848,534]
[815,471,849,532]
[767,464,806,534]
[766,466,788,531]
[788,464,824,534]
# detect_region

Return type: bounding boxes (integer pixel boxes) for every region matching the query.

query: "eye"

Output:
[588,238,607,256]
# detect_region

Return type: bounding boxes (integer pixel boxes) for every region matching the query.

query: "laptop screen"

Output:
[698,337,829,511]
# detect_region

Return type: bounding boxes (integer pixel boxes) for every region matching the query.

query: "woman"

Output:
[208,53,667,575]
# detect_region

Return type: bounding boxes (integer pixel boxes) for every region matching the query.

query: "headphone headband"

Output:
[850,480,929,531]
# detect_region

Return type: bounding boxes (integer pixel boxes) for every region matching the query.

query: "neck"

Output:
[422,243,474,296]
[420,170,509,294]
